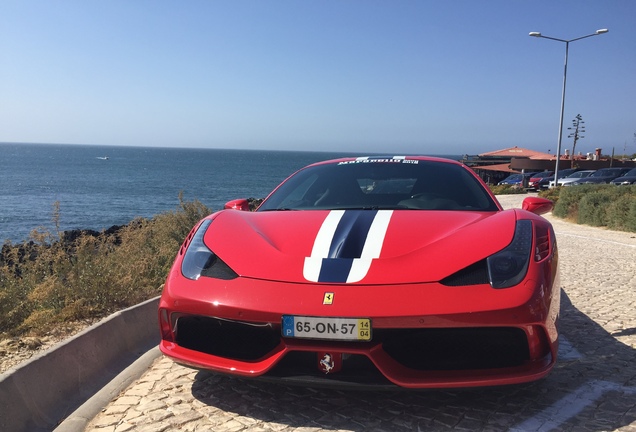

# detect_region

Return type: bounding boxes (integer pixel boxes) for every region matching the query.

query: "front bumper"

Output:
[159,274,559,388]
[160,314,555,388]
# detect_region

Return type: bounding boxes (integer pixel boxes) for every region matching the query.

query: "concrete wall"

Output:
[0,297,160,432]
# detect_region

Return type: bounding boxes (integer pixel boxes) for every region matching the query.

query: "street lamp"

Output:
[529,29,608,186]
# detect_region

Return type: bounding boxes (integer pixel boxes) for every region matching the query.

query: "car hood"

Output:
[203,209,518,284]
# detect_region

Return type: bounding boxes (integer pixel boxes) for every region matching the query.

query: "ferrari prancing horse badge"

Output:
[323,292,334,305]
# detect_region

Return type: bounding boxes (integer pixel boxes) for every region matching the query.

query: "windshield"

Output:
[568,171,591,178]
[591,168,621,177]
[532,172,553,179]
[258,159,499,212]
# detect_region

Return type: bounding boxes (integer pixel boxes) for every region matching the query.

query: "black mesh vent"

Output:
[176,316,280,361]
[201,255,238,280]
[440,259,489,286]
[382,327,530,370]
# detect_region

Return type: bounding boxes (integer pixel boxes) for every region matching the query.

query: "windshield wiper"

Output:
[260,208,299,212]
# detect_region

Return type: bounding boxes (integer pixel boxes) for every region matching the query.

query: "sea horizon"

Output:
[0,140,469,157]
[1,142,464,243]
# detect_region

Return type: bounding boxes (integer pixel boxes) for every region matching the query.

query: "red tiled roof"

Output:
[472,163,517,173]
[479,146,554,159]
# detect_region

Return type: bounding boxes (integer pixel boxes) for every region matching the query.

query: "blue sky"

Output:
[1,1,635,156]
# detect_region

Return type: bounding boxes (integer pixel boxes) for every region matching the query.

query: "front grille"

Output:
[175,316,280,361]
[381,327,530,370]
[175,315,533,380]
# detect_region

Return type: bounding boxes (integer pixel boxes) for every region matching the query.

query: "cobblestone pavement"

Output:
[85,197,636,432]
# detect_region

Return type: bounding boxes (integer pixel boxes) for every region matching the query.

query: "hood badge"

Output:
[323,292,334,305]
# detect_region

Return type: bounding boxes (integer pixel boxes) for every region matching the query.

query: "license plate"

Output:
[282,316,371,341]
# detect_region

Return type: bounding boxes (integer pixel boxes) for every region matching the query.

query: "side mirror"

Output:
[521,197,554,215]
[224,199,250,211]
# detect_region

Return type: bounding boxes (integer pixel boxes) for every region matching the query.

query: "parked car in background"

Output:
[498,172,537,187]
[553,170,595,187]
[536,168,579,189]
[527,171,554,190]
[572,167,632,185]
[610,167,636,185]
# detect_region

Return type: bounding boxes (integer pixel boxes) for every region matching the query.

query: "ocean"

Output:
[0,143,461,244]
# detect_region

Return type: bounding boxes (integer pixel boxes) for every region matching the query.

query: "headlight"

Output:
[487,220,532,288]
[181,220,238,280]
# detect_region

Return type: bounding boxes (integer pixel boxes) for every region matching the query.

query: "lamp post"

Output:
[529,29,608,186]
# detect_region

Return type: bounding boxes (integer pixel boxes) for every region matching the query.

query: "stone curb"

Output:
[0,297,161,432]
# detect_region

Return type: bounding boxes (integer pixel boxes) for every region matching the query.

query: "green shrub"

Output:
[0,264,33,334]
[0,195,212,337]
[577,190,610,226]
[606,194,633,231]
[627,197,636,232]
[552,185,596,219]
[488,185,527,195]
[553,184,636,231]
[538,187,560,204]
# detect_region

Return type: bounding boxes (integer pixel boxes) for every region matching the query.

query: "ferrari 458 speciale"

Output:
[159,156,559,388]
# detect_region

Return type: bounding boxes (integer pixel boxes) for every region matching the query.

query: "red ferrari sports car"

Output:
[159,156,559,388]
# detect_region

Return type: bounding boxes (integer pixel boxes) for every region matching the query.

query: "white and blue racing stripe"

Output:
[303,210,393,283]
